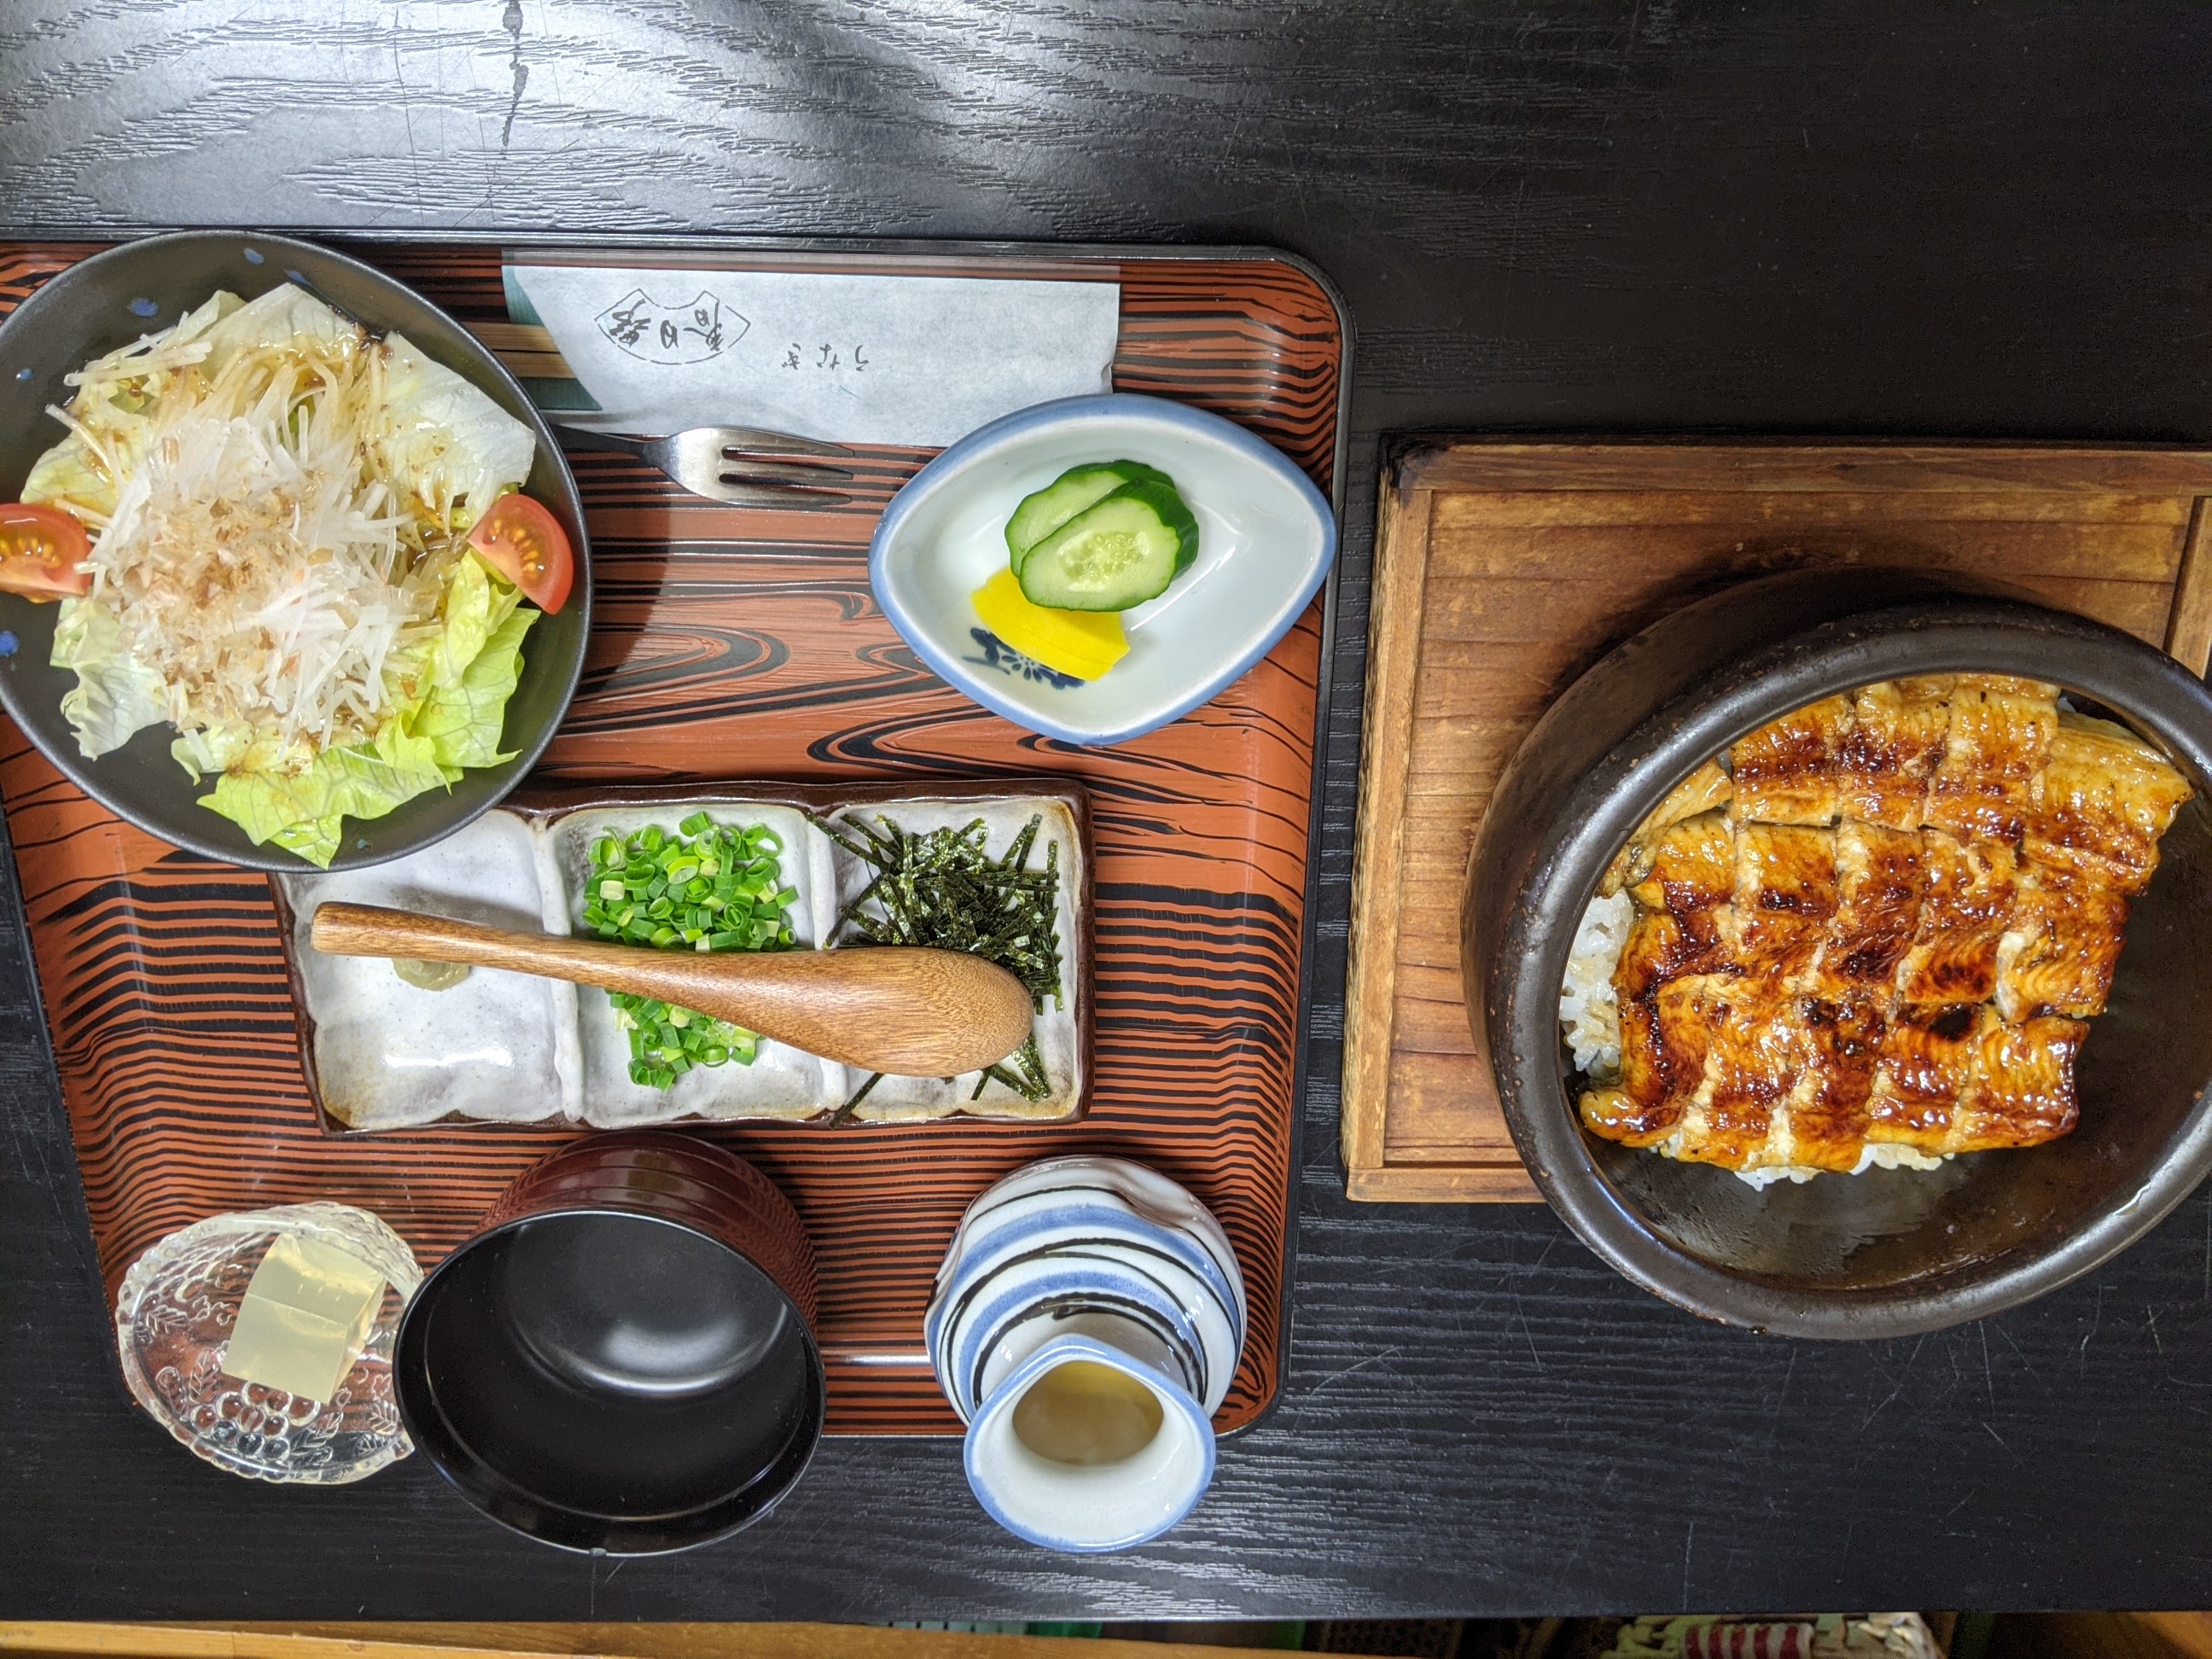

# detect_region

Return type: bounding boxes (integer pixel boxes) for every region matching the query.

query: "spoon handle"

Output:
[308,902,1035,1077]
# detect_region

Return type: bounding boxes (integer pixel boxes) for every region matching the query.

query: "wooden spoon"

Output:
[309,901,1036,1077]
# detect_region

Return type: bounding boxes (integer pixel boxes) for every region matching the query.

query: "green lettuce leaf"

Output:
[378,331,537,533]
[170,722,255,783]
[201,283,350,375]
[24,291,242,522]
[410,604,536,771]
[49,597,166,760]
[199,721,455,869]
[22,435,117,521]
[429,550,521,691]
[195,560,536,864]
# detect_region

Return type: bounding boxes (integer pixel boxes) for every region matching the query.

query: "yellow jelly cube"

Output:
[971,568,1129,681]
[221,1232,388,1402]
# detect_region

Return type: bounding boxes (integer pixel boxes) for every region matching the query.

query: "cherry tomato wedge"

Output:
[0,504,92,601]
[466,492,573,614]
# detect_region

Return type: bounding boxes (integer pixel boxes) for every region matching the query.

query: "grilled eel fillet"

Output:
[1581,678,2191,1176]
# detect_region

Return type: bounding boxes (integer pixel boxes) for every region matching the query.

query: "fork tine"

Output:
[718,457,857,486]
[714,426,854,458]
[696,479,853,509]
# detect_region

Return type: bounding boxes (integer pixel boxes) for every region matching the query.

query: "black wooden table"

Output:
[5,2,2212,1620]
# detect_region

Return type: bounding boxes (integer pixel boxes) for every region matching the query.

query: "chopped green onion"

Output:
[587,816,795,1091]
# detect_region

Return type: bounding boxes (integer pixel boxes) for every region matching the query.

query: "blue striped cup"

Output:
[926,1155,1246,1552]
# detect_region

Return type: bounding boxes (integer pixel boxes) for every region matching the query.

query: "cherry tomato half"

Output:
[0,504,92,601]
[466,492,573,615]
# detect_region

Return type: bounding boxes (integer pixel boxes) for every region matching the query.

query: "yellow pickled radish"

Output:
[971,567,1129,680]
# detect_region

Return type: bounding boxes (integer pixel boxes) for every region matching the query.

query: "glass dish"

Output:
[114,1202,422,1485]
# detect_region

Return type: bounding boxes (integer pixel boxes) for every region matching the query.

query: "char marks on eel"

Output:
[1576,677,2192,1182]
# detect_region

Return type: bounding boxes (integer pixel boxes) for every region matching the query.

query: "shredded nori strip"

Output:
[820,812,1062,1116]
[828,1069,882,1126]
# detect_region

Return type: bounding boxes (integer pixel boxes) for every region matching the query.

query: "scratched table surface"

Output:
[5,1,2212,1622]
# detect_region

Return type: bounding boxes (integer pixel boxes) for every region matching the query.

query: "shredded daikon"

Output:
[92,365,434,765]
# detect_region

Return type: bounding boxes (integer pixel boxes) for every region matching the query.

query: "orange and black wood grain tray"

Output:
[0,237,1348,1435]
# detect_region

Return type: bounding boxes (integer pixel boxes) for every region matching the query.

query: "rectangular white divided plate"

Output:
[276,792,1086,1131]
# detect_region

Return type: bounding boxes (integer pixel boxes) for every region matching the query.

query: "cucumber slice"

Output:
[1015,478,1199,612]
[1005,460,1177,572]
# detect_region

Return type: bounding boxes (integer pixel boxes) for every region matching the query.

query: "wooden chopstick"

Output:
[463,320,573,381]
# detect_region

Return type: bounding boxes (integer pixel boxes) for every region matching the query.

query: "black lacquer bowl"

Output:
[1464,568,2212,1339]
[0,230,590,870]
[395,1133,824,1554]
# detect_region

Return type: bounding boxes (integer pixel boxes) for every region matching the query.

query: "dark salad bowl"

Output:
[1464,568,2212,1339]
[0,230,590,871]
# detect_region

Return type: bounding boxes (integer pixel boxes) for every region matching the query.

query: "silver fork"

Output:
[555,424,855,507]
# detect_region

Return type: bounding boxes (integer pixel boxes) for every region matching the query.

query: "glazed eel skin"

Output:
[1580,677,2192,1177]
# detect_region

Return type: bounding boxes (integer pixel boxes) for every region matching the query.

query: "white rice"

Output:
[1560,890,1634,1080]
[1734,1144,1951,1187]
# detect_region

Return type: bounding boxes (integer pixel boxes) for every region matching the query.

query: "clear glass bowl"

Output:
[114,1202,422,1485]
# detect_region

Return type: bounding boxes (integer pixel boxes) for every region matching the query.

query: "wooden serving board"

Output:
[1343,439,2212,1203]
[0,238,1346,1432]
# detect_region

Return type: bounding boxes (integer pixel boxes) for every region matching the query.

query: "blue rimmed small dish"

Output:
[870,393,1336,747]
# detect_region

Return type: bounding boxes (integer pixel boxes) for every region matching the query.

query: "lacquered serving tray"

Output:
[0,237,1346,1434]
